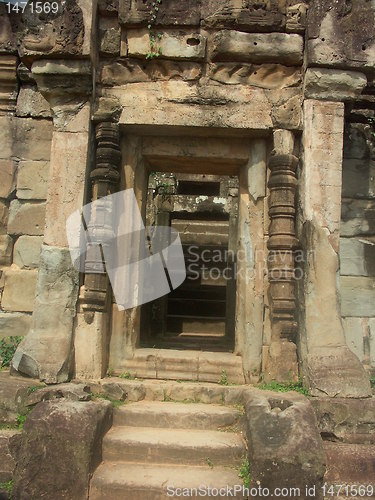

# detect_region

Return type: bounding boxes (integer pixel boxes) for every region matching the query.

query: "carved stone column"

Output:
[267,153,299,341]
[79,122,121,313]
[74,122,121,379]
[264,148,299,383]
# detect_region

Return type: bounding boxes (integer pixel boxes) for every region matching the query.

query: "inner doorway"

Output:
[140,171,239,352]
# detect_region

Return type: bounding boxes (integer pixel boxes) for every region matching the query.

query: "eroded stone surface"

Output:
[12,245,80,383]
[16,86,51,118]
[244,389,325,496]
[127,30,207,60]
[1,270,38,313]
[304,68,367,101]
[311,397,375,444]
[211,31,303,66]
[7,200,46,236]
[16,161,50,200]
[306,346,371,398]
[13,235,43,269]
[340,276,375,317]
[12,400,113,499]
[0,312,31,339]
[307,0,375,72]
[0,235,12,266]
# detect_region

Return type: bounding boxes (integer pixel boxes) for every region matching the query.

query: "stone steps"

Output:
[113,401,241,429]
[121,348,245,384]
[103,425,245,465]
[90,401,247,499]
[90,462,245,500]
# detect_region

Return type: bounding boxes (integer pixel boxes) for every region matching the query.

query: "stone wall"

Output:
[340,110,375,372]
[0,55,52,340]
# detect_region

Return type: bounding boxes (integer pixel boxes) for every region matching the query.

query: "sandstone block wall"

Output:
[340,117,375,371]
[0,58,52,339]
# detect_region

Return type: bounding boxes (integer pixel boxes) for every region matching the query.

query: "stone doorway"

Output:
[140,172,239,352]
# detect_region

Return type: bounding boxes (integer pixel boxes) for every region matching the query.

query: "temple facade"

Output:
[0,0,374,397]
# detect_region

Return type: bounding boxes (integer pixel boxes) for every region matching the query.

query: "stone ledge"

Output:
[211,31,303,66]
[127,30,207,61]
[304,68,367,101]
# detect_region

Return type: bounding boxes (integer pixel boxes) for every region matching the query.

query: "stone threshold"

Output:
[116,348,245,385]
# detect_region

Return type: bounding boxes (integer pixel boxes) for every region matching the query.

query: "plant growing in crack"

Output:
[146,0,163,60]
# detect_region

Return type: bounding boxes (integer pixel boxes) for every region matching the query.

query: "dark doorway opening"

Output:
[140,172,239,352]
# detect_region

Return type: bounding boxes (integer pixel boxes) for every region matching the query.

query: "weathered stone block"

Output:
[0,160,16,199]
[311,397,375,444]
[0,429,19,483]
[340,238,375,277]
[0,235,13,266]
[202,0,285,32]
[0,312,31,339]
[101,60,202,86]
[44,131,89,247]
[342,159,375,199]
[111,81,274,131]
[304,68,367,101]
[119,0,200,27]
[1,270,38,313]
[7,200,46,236]
[127,30,206,60]
[13,235,43,269]
[341,199,375,237]
[12,245,80,383]
[209,63,301,89]
[342,317,365,362]
[12,400,113,499]
[75,312,109,380]
[244,389,325,496]
[286,2,307,34]
[302,100,344,236]
[307,0,375,71]
[100,28,121,56]
[262,341,298,383]
[340,276,375,317]
[14,118,52,161]
[0,201,8,234]
[16,161,50,200]
[271,92,302,129]
[211,31,303,66]
[98,0,118,16]
[0,372,39,425]
[306,346,371,398]
[16,86,51,118]
[18,0,91,57]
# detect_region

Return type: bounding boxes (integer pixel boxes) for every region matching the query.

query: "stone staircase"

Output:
[90,401,247,499]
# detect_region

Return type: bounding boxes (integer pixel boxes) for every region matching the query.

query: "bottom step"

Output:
[90,462,246,500]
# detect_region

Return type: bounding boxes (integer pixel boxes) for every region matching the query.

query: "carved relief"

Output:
[18,0,84,57]
[267,153,299,342]
[119,0,201,27]
[286,2,307,33]
[0,55,18,114]
[202,0,285,32]
[80,122,121,312]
